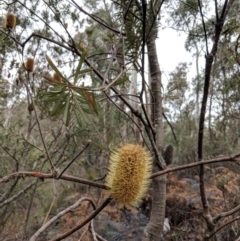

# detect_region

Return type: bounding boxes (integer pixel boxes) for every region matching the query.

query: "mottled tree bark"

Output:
[142,28,166,241]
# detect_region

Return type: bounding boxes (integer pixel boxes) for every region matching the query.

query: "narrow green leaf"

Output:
[63,95,71,126]
[73,95,89,125]
[73,108,82,127]
[69,68,92,80]
[50,93,68,118]
[46,55,65,79]
[73,50,88,85]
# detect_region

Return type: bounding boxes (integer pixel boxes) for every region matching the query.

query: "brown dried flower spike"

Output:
[106,144,152,208]
[25,58,35,72]
[53,72,63,83]
[4,13,16,29]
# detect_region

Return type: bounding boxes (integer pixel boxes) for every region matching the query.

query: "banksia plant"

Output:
[4,13,16,29]
[106,144,152,208]
[25,58,35,72]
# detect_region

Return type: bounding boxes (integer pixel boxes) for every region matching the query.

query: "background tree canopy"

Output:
[1,0,240,240]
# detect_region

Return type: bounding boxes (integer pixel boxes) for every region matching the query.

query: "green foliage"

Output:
[37,55,98,127]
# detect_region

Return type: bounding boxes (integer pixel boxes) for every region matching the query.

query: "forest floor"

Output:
[3,165,240,241]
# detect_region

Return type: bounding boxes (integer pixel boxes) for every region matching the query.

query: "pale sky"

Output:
[157,28,195,87]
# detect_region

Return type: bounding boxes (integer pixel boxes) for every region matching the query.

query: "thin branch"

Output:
[28,86,55,169]
[57,140,91,179]
[214,0,219,21]
[123,0,135,21]
[197,0,209,54]
[197,0,235,230]
[16,0,68,47]
[0,177,19,203]
[21,32,73,51]
[151,152,240,178]
[0,172,108,190]
[70,0,123,35]
[29,197,95,241]
[162,112,178,144]
[112,0,143,21]
[0,180,38,208]
[213,203,240,223]
[145,0,165,40]
[22,182,38,241]
[50,197,112,241]
[205,216,240,240]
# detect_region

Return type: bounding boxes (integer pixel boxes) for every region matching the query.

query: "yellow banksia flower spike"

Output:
[106,144,152,208]
[25,58,35,72]
[4,13,16,29]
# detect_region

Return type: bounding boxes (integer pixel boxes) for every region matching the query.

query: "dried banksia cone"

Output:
[163,144,174,166]
[28,103,34,113]
[106,144,152,208]
[4,13,16,29]
[53,72,62,82]
[25,58,35,72]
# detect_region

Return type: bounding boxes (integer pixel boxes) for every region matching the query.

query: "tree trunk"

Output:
[142,31,166,241]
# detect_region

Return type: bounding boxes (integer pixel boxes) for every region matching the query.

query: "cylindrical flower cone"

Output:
[53,72,62,82]
[4,13,16,29]
[106,144,152,208]
[25,58,35,72]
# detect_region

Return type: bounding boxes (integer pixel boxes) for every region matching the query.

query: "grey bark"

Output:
[142,26,166,241]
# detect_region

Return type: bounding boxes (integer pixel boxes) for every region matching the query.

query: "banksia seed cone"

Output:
[106,144,152,208]
[53,72,62,82]
[163,144,174,166]
[28,103,34,113]
[4,13,16,29]
[25,58,35,72]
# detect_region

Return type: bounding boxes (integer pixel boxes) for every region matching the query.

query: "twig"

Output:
[213,203,240,223]
[57,140,91,179]
[205,216,240,240]
[162,112,178,144]
[197,0,235,230]
[151,152,240,178]
[29,197,95,241]
[0,172,109,190]
[197,0,209,54]
[21,182,38,241]
[70,0,123,35]
[0,180,38,208]
[50,197,112,241]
